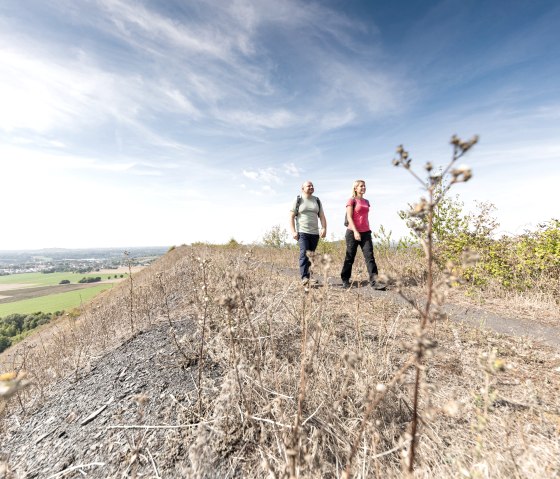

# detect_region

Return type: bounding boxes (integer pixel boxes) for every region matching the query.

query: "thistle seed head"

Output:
[451,164,473,183]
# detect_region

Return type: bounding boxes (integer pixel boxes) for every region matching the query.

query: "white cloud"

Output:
[97,0,235,60]
[242,170,259,180]
[283,162,301,177]
[319,109,356,131]
[219,109,299,130]
[243,167,281,183]
[0,45,143,135]
[86,0,406,133]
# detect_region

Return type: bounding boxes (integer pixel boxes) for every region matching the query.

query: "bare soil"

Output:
[0,320,224,478]
[0,284,36,293]
[95,266,144,275]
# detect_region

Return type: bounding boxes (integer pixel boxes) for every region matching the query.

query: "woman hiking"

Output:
[340,179,386,290]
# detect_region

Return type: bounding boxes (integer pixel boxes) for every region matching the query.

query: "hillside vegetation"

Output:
[0,243,558,478]
[1,138,559,477]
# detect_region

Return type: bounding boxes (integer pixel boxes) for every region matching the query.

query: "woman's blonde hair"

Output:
[351,180,366,198]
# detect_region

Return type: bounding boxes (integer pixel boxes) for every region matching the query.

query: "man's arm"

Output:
[319,209,327,239]
[289,211,299,240]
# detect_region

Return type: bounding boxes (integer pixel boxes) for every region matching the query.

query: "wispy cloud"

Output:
[0,0,410,171]
[1,0,559,248]
[80,0,405,131]
[283,162,301,177]
[243,167,281,183]
[219,109,299,130]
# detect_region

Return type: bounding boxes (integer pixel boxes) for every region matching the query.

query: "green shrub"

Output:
[316,238,339,255]
[0,335,11,353]
[0,313,54,348]
[225,238,241,248]
[262,225,289,248]
[78,276,102,284]
[400,183,559,293]
[478,219,560,289]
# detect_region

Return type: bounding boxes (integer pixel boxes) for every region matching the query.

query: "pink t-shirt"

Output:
[346,198,370,233]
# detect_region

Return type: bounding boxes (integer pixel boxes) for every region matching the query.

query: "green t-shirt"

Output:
[292,196,320,234]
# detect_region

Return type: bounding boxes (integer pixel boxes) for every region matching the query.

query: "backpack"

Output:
[294,195,322,217]
[344,198,370,227]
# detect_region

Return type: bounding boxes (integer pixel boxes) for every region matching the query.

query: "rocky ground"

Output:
[0,320,225,478]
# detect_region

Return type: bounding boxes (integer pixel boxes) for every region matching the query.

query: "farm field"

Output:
[0,283,114,316]
[0,271,126,288]
[0,270,138,317]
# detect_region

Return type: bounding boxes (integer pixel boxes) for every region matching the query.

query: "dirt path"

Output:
[359,283,558,348]
[442,302,560,348]
[279,266,560,349]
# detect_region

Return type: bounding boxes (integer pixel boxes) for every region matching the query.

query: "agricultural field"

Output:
[0,283,114,316]
[0,271,132,317]
[0,271,124,288]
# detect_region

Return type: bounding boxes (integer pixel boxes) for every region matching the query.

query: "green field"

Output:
[0,284,114,316]
[0,272,126,287]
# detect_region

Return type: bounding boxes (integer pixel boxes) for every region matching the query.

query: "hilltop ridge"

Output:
[1,245,559,478]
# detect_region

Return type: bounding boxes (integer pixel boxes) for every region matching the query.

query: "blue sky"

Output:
[1,0,559,249]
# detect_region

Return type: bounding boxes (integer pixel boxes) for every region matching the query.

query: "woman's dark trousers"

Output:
[298,233,320,279]
[340,230,378,282]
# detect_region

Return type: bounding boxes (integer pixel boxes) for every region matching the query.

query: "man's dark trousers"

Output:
[298,232,320,279]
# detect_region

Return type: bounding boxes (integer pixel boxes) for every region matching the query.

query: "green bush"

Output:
[316,238,339,255]
[78,276,102,284]
[0,335,11,353]
[401,186,559,293]
[478,219,560,289]
[262,225,289,248]
[225,238,241,248]
[0,312,54,343]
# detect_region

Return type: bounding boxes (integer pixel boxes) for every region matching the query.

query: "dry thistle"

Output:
[451,164,473,183]
[391,134,478,474]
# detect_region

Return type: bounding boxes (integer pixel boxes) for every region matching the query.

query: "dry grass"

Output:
[1,244,558,478]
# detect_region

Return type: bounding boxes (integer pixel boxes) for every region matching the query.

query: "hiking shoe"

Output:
[342,280,351,289]
[371,281,387,291]
[309,278,319,285]
[302,277,310,286]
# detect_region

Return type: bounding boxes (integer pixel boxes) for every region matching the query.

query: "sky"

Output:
[1,0,559,249]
